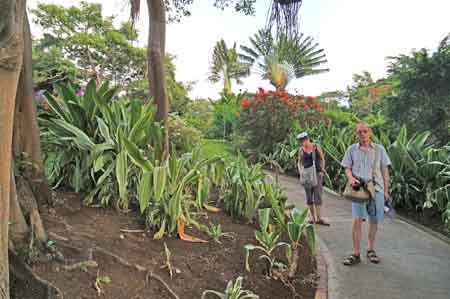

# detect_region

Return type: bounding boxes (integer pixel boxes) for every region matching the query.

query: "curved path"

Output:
[276,174,450,299]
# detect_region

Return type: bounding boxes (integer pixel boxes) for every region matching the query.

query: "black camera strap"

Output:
[366,145,379,217]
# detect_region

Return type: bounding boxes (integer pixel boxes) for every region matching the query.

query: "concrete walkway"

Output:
[276,174,450,299]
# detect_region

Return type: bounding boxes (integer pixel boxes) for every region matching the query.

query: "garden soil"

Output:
[17,191,317,299]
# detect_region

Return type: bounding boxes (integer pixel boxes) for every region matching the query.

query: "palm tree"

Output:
[208,39,250,95]
[239,29,329,90]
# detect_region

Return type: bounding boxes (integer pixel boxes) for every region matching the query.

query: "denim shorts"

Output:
[352,191,384,223]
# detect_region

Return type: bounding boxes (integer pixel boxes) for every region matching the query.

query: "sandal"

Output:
[367,250,380,264]
[343,254,361,266]
[307,219,315,224]
[316,219,330,226]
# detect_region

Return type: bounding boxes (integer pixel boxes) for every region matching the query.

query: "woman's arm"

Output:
[316,144,326,173]
[297,148,303,174]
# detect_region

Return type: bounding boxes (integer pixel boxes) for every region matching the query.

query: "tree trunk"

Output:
[9,167,29,243]
[147,0,169,158]
[0,0,26,296]
[223,75,232,95]
[15,14,53,206]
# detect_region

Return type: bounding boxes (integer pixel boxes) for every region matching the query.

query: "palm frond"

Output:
[239,29,329,89]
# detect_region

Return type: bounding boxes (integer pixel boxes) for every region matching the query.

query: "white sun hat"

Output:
[296,132,308,139]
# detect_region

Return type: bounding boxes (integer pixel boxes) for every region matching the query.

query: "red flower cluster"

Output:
[239,87,321,114]
[41,101,49,110]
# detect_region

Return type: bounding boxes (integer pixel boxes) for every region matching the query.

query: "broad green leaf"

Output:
[97,117,113,144]
[257,208,271,232]
[306,224,316,256]
[53,119,95,150]
[291,208,309,226]
[153,166,167,202]
[121,135,153,172]
[116,151,128,204]
[287,222,300,243]
[138,171,152,214]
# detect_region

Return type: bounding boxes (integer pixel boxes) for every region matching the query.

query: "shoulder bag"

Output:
[299,145,318,187]
[343,145,378,202]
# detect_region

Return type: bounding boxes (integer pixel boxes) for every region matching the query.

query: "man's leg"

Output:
[366,192,384,263]
[343,202,366,265]
[367,222,377,251]
[351,201,367,255]
[352,218,363,255]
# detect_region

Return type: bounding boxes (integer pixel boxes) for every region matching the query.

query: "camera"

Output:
[352,180,366,191]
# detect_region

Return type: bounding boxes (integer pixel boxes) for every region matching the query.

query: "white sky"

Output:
[28,0,450,99]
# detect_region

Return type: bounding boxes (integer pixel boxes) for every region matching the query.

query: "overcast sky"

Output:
[28,0,450,99]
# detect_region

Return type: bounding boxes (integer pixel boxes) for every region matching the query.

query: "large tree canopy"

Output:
[347,71,391,117]
[32,2,147,86]
[385,34,450,144]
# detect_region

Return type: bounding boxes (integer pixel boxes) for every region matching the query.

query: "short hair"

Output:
[355,122,371,133]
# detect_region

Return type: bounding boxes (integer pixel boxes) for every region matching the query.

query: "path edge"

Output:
[315,235,339,299]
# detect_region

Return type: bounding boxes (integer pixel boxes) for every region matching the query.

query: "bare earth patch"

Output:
[26,192,316,299]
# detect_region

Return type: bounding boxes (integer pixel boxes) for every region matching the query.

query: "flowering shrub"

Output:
[34,90,50,110]
[237,87,322,154]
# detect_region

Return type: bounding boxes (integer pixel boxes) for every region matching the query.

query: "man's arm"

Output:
[379,145,391,201]
[345,168,359,186]
[342,145,359,185]
[382,166,390,200]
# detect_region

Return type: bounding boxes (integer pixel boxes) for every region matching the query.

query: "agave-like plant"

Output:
[245,209,288,276]
[239,29,329,90]
[201,276,259,299]
[222,154,266,220]
[40,79,162,208]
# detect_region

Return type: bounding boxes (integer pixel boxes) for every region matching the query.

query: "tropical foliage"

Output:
[347,71,391,117]
[384,36,450,144]
[39,80,163,208]
[32,2,146,86]
[209,39,250,95]
[269,121,450,231]
[201,276,259,299]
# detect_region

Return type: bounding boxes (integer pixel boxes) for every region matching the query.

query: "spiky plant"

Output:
[239,29,329,90]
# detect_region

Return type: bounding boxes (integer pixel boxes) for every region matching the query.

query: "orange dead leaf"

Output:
[177,216,207,243]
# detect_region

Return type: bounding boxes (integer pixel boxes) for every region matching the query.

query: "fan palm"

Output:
[209,39,250,95]
[239,29,329,90]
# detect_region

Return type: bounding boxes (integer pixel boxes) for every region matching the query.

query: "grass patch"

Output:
[199,139,235,160]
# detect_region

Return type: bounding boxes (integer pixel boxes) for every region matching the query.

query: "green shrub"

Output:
[236,88,322,155]
[168,114,202,152]
[39,79,163,208]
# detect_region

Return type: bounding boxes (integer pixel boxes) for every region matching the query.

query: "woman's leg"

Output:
[304,187,316,222]
[315,175,329,225]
